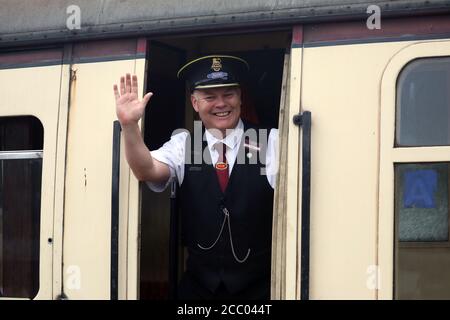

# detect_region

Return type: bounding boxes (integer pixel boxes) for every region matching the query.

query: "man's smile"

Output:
[212,111,232,117]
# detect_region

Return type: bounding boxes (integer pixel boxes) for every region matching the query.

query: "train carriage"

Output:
[0,0,450,300]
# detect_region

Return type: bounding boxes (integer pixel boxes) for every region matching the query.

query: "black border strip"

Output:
[300,112,311,300]
[71,53,146,64]
[0,60,63,70]
[0,53,146,70]
[111,120,121,300]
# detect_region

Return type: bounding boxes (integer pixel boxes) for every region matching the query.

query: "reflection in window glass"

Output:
[396,57,450,147]
[395,163,450,299]
[0,116,43,299]
[397,163,448,241]
[0,116,43,151]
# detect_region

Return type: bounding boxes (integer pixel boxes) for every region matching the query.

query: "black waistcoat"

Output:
[179,122,274,294]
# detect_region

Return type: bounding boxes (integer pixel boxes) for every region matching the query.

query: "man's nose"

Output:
[215,95,226,107]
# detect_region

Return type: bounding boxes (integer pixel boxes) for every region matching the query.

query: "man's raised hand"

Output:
[113,73,153,127]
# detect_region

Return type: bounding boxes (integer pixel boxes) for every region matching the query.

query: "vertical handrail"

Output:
[168,180,179,299]
[300,111,311,300]
[111,120,121,300]
[293,111,312,300]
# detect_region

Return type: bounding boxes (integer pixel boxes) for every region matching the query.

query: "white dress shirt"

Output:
[147,119,279,192]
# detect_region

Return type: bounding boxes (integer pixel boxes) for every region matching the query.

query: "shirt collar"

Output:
[205,119,244,151]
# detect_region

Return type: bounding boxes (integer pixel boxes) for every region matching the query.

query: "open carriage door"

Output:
[0,49,69,299]
[139,41,185,300]
[271,26,305,300]
[62,39,147,299]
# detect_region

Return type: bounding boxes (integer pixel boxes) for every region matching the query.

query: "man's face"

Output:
[191,86,242,134]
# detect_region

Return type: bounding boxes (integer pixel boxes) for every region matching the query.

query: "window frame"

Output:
[378,40,450,300]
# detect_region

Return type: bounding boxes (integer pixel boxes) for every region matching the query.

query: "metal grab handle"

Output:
[293,111,312,300]
[110,120,121,300]
[169,180,179,300]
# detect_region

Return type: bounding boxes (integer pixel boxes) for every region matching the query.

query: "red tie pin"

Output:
[215,162,228,170]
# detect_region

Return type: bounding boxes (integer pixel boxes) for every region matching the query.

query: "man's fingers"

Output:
[142,92,153,106]
[113,84,120,101]
[120,76,125,95]
[126,74,132,93]
[132,75,138,95]
[117,74,149,106]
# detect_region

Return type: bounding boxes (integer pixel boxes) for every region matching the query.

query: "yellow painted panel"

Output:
[63,59,144,299]
[301,40,415,299]
[0,64,63,299]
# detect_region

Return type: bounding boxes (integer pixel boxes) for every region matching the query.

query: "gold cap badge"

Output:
[211,58,222,72]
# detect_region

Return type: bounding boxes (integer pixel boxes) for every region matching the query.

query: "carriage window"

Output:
[396,57,450,147]
[395,163,450,299]
[0,116,43,298]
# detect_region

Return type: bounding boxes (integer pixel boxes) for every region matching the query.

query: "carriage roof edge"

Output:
[0,0,449,48]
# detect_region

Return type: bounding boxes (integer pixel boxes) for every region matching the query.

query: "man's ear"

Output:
[191,94,199,112]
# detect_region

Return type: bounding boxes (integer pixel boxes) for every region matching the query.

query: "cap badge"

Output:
[211,58,222,72]
[215,162,228,170]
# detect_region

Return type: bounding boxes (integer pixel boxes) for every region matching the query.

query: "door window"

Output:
[395,57,450,299]
[0,116,43,298]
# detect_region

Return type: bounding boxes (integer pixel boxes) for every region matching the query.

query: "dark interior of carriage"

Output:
[0,116,42,298]
[139,30,291,299]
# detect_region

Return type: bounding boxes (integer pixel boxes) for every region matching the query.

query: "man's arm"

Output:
[113,73,170,183]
